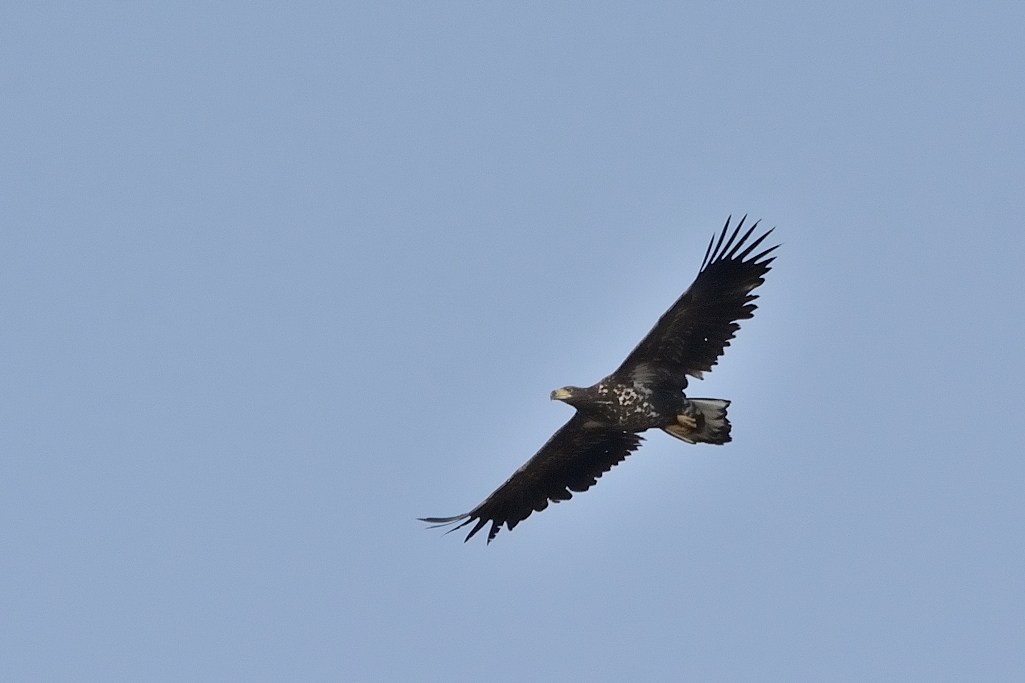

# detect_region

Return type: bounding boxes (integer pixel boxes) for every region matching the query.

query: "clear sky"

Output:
[2,2,1023,681]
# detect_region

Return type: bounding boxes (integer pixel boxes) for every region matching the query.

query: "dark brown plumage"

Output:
[422,217,778,542]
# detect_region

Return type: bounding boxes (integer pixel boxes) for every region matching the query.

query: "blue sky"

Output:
[2,2,1023,681]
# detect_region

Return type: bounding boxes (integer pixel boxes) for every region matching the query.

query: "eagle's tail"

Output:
[662,398,732,445]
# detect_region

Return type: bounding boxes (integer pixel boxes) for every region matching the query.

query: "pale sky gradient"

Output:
[2,2,1023,681]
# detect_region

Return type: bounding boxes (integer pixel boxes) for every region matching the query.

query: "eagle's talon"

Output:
[676,414,698,430]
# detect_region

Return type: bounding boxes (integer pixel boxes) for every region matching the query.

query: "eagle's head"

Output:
[550,386,584,404]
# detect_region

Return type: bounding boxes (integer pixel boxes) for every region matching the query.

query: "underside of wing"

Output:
[615,216,778,387]
[420,414,644,543]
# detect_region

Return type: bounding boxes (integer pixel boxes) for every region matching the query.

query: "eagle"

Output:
[421,217,778,543]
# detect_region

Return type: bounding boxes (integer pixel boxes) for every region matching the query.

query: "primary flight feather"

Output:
[421,216,778,543]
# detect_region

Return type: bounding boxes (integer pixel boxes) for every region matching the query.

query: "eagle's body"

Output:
[422,217,778,542]
[554,376,721,440]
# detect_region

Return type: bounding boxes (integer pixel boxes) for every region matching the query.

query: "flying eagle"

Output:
[422,217,778,543]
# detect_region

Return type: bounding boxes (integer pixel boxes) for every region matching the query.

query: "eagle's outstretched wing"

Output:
[420,414,644,543]
[614,216,778,388]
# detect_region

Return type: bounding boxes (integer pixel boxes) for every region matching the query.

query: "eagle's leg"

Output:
[668,403,704,436]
